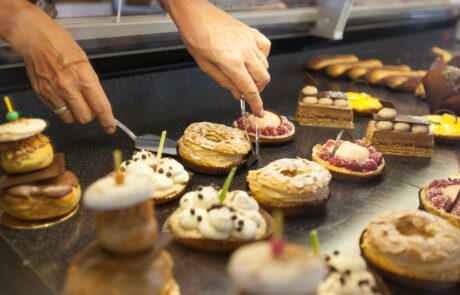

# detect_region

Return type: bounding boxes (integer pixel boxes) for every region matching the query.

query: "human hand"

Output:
[1,1,115,133]
[166,0,271,117]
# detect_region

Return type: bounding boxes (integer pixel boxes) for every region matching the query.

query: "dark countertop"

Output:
[1,26,460,295]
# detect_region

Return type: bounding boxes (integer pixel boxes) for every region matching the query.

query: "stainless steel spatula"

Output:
[115,119,178,156]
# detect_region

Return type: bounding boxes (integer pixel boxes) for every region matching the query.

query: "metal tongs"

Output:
[115,119,178,156]
[240,95,259,166]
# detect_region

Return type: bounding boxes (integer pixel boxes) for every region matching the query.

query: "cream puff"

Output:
[177,122,251,174]
[246,158,332,215]
[0,171,80,221]
[228,240,328,295]
[0,118,53,174]
[312,138,384,182]
[233,110,295,144]
[165,186,273,252]
[360,209,460,289]
[120,149,191,204]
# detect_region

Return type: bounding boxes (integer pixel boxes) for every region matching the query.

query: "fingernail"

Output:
[258,109,265,118]
[105,126,116,134]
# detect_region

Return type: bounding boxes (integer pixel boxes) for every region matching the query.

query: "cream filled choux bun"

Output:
[165,186,274,252]
[83,172,157,254]
[246,158,332,215]
[360,209,460,289]
[120,149,191,204]
[0,118,53,174]
[177,122,251,174]
[228,241,328,295]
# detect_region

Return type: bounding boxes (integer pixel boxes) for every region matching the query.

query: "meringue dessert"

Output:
[360,209,460,288]
[165,186,273,252]
[177,122,251,174]
[318,251,387,295]
[312,138,385,182]
[228,240,328,295]
[233,110,295,144]
[67,170,179,295]
[246,158,332,215]
[365,107,434,157]
[419,176,460,225]
[120,149,191,204]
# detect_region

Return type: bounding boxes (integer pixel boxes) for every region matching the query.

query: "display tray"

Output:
[1,27,460,295]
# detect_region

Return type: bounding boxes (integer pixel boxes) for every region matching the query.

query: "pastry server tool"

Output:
[115,119,177,156]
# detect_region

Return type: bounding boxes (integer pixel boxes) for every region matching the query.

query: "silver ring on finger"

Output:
[256,50,264,60]
[53,106,69,116]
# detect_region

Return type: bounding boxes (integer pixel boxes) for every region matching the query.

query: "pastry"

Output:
[228,240,328,295]
[383,75,424,92]
[0,171,80,221]
[165,186,273,252]
[424,113,460,143]
[233,110,295,144]
[246,158,332,215]
[365,69,426,85]
[67,170,179,295]
[419,176,460,226]
[365,107,434,157]
[432,46,453,63]
[318,251,388,295]
[360,209,460,289]
[347,92,383,116]
[177,122,251,174]
[120,149,191,204]
[348,65,411,80]
[306,54,359,70]
[326,59,383,78]
[415,82,426,99]
[0,118,53,174]
[312,137,384,182]
[296,81,354,129]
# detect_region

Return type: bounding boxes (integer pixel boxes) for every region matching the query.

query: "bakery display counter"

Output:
[1,26,460,295]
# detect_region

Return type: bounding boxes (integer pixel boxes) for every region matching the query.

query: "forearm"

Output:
[163,0,209,27]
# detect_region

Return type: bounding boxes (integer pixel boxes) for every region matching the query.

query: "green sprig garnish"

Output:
[219,167,237,202]
[310,230,320,255]
[156,130,167,160]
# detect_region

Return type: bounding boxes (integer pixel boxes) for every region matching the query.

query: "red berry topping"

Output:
[425,187,442,200]
[369,152,383,165]
[355,139,366,146]
[319,149,331,161]
[329,156,344,168]
[266,126,277,136]
[270,238,287,257]
[430,195,452,211]
[247,125,256,134]
[429,179,450,189]
[262,128,270,136]
[345,159,362,171]
[276,125,288,135]
[366,146,376,153]
[362,159,378,172]
[451,178,460,185]
[285,122,294,131]
[325,140,336,148]
[452,205,460,216]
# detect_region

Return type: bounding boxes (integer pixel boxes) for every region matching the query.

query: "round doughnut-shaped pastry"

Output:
[376,121,393,130]
[334,99,349,107]
[177,122,251,174]
[66,242,179,295]
[0,133,54,174]
[318,97,333,105]
[394,122,411,132]
[411,124,430,134]
[228,241,328,295]
[302,96,318,104]
[302,85,318,96]
[0,171,80,221]
[377,108,397,120]
[0,118,47,142]
[360,209,460,288]
[246,158,331,215]
[165,186,274,252]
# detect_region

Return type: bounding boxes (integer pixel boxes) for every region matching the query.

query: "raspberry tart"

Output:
[233,110,295,144]
[312,136,385,182]
[419,176,460,226]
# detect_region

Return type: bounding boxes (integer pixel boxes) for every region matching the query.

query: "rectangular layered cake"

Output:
[295,87,354,129]
[365,111,434,157]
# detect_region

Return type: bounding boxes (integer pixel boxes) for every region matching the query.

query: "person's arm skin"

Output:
[164,0,271,118]
[0,0,115,134]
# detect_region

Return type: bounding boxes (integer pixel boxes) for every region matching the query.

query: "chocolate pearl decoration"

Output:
[190,209,195,215]
[198,194,203,200]
[166,172,172,177]
[238,220,244,226]
[376,121,393,130]
[134,158,139,162]
[126,160,131,165]
[412,124,430,134]
[302,96,318,104]
[378,107,397,120]
[197,216,202,222]
[318,97,333,105]
[334,99,349,107]
[394,122,411,131]
[236,227,243,232]
[159,168,164,174]
[333,250,339,255]
[344,269,351,276]
[340,276,345,285]
[142,154,147,159]
[231,215,237,220]
[302,85,318,96]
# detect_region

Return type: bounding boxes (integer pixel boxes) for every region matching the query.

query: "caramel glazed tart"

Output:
[165,186,274,252]
[246,158,332,216]
[120,149,191,204]
[177,122,251,175]
[360,209,460,289]
[296,86,354,129]
[232,110,295,145]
